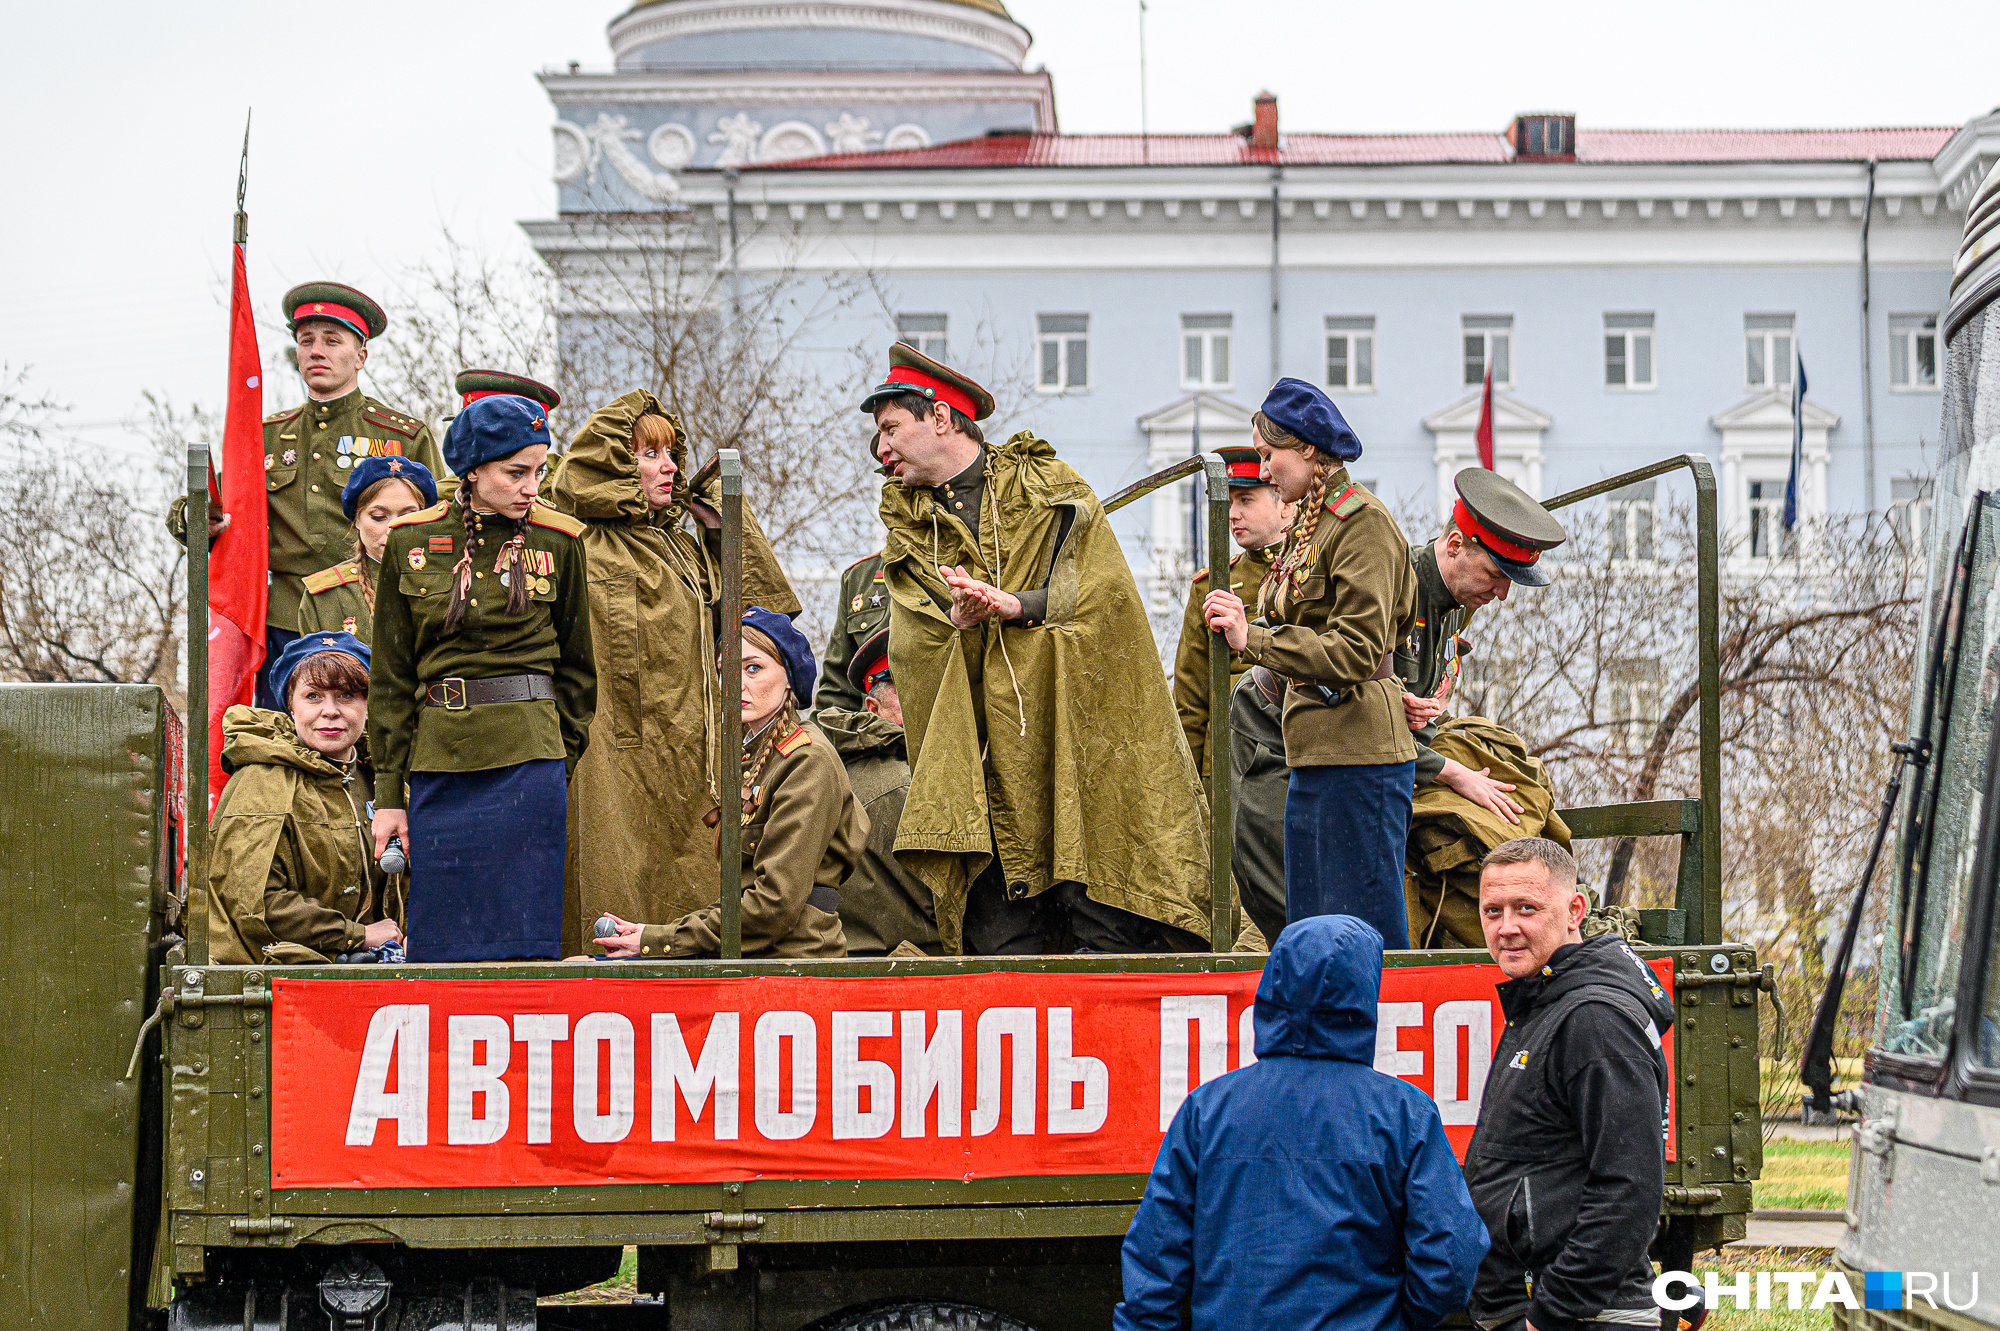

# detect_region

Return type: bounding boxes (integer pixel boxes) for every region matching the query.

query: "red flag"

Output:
[208,242,268,807]
[1474,361,1495,471]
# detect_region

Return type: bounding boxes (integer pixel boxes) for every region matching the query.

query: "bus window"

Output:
[1883,495,2000,1061]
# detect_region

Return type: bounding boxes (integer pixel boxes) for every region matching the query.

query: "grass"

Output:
[1695,1248,1838,1331]
[1754,1139,1852,1212]
[541,1247,638,1306]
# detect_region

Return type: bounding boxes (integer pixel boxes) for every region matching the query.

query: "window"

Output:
[1325,316,1376,392]
[1181,314,1232,389]
[1889,313,1939,392]
[1606,659,1663,744]
[1745,314,1795,390]
[1746,480,1796,560]
[1604,313,1656,391]
[1462,315,1513,388]
[896,313,948,360]
[1607,480,1656,562]
[1037,314,1089,392]
[1890,475,1934,552]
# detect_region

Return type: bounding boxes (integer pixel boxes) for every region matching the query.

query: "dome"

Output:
[608,0,1032,72]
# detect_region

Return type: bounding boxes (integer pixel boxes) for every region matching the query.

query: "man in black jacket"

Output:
[1465,838,1676,1331]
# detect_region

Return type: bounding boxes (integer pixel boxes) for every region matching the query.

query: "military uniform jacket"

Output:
[1242,468,1418,768]
[1172,543,1278,778]
[1396,540,1477,789]
[368,499,596,810]
[816,707,943,956]
[638,721,861,959]
[813,551,889,714]
[296,558,376,642]
[205,706,397,965]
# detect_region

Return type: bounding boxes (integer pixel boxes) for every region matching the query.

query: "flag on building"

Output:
[1474,362,1496,470]
[1784,345,1809,530]
[207,234,268,805]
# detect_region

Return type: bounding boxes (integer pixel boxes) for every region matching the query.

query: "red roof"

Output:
[754,127,1957,172]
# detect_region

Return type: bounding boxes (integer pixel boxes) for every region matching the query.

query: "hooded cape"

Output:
[546,389,799,955]
[204,705,395,965]
[879,431,1211,950]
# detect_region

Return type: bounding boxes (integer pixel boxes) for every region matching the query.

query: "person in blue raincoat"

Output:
[1116,914,1488,1331]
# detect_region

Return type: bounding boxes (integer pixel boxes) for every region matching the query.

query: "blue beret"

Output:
[740,607,815,705]
[441,395,551,478]
[1259,377,1362,462]
[269,631,371,710]
[340,455,438,521]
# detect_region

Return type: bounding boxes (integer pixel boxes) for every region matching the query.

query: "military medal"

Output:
[408,548,426,571]
[341,617,356,633]
[282,448,297,465]
[851,595,864,611]
[263,454,274,470]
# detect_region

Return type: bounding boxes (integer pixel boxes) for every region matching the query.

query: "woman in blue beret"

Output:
[366,394,596,962]
[1203,378,1420,948]
[595,607,861,959]
[297,456,440,643]
[206,632,406,964]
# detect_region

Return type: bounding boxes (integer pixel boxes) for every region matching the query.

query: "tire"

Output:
[808,1302,1040,1331]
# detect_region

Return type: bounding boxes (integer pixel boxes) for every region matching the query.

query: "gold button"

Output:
[317,423,327,430]
[310,485,319,492]
[954,501,964,510]
[312,452,320,460]
[641,945,652,955]
[470,598,479,607]
[474,572,483,579]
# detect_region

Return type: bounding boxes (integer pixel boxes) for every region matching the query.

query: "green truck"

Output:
[0,453,1765,1331]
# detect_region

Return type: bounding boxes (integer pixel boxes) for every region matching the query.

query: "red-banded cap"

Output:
[859,341,995,423]
[1452,467,1567,587]
[283,282,386,340]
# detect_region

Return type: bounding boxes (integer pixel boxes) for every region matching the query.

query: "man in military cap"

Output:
[1171,445,1294,779]
[455,369,561,415]
[172,282,450,707]
[1398,468,1568,822]
[815,626,943,956]
[864,342,1214,955]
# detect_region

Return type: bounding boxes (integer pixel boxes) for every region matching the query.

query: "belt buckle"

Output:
[438,677,467,711]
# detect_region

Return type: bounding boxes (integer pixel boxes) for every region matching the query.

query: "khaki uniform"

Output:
[296,558,375,642]
[367,499,595,810]
[1172,544,1278,778]
[1394,541,1477,789]
[1241,468,1418,768]
[817,707,942,956]
[637,722,859,958]
[813,552,890,715]
[170,389,447,632]
[205,706,399,964]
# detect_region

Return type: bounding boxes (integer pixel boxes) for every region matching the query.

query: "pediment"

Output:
[1708,388,1840,432]
[1136,391,1256,433]
[1422,392,1554,433]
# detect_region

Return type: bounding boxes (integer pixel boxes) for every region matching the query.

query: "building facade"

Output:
[529,0,2000,604]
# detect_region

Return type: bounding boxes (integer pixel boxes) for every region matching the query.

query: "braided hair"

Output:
[1255,409,1340,604]
[442,476,534,635]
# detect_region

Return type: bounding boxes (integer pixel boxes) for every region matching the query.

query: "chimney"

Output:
[1251,91,1279,152]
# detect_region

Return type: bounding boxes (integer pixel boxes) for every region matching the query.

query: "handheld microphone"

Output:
[379,836,407,875]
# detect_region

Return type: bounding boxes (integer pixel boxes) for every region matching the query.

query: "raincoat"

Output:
[204,705,400,965]
[816,706,942,955]
[546,389,799,956]
[878,432,1211,951]
[1116,915,1488,1331]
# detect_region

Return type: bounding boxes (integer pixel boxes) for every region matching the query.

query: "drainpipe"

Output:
[1860,160,1878,513]
[1269,165,1283,383]
[723,168,743,329]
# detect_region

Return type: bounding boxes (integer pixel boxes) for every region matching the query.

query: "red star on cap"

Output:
[387,458,403,471]
[321,637,336,646]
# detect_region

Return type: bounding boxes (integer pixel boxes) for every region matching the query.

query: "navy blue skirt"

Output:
[406,758,567,961]
[1283,761,1416,949]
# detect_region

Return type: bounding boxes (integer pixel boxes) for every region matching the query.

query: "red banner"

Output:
[270,963,1673,1191]
[208,241,267,808]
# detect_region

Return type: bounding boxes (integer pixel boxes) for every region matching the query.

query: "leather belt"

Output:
[1370,651,1397,681]
[1271,653,1397,706]
[422,673,556,710]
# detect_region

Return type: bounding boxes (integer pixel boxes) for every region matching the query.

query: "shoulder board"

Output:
[389,501,449,529]
[1228,550,1246,567]
[526,501,585,537]
[263,405,304,426]
[361,401,425,437]
[843,549,885,572]
[1325,485,1367,520]
[1189,566,1211,585]
[774,724,812,758]
[302,562,362,594]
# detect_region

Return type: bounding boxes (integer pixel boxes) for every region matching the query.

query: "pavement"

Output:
[1737,1216,1846,1250]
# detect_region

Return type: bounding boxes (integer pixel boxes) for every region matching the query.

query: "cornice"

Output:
[606,0,1032,69]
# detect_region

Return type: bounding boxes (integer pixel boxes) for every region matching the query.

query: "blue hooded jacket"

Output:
[1116,916,1489,1331]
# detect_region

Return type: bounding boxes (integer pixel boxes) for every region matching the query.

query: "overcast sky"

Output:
[5,0,1996,448]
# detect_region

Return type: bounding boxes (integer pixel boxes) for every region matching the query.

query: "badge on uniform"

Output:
[341,617,356,633]
[872,570,885,583]
[851,595,865,611]
[528,549,553,576]
[282,449,297,466]
[408,548,427,571]
[428,535,454,554]
[263,454,275,470]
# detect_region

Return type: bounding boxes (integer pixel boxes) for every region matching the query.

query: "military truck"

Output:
[0,451,1765,1331]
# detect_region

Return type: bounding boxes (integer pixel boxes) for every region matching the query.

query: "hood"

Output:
[1253,915,1384,1063]
[547,389,690,525]
[814,706,905,759]
[218,705,354,779]
[1496,934,1677,1036]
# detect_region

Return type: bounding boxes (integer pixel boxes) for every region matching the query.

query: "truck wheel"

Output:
[810,1302,1039,1331]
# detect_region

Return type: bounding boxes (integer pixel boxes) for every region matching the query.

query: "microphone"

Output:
[379,836,407,875]
[593,915,621,940]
